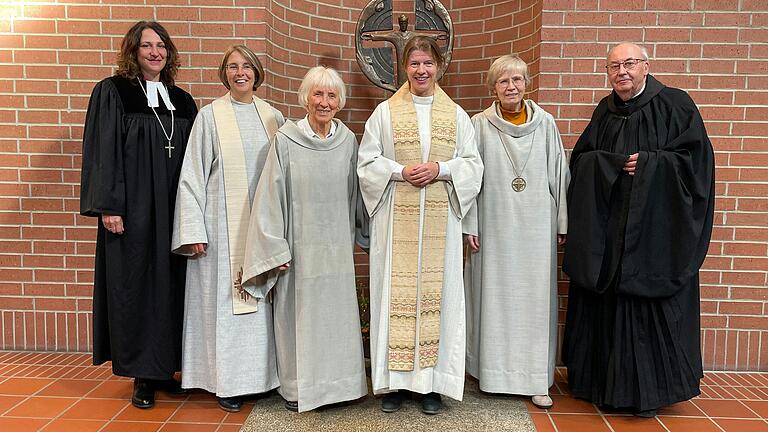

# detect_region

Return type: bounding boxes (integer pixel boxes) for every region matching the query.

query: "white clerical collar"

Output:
[145,80,175,111]
[411,94,434,105]
[629,80,647,101]
[298,115,336,139]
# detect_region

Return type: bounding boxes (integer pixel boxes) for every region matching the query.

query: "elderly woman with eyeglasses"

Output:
[242,66,367,413]
[172,45,285,412]
[463,54,570,410]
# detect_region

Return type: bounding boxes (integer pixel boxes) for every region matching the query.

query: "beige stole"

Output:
[212,93,278,314]
[387,83,456,371]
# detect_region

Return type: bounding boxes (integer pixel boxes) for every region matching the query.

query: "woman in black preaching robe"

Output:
[562,50,715,416]
[79,21,197,409]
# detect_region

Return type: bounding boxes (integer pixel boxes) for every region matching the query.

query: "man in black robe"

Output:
[562,42,715,417]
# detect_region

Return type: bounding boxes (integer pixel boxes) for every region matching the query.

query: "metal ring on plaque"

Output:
[355,0,454,92]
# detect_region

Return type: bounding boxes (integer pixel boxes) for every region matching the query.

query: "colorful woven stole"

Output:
[387,83,456,371]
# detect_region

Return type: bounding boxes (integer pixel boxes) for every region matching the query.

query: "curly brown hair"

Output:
[115,21,180,86]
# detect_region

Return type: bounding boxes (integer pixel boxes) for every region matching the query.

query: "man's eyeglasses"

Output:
[605,58,646,73]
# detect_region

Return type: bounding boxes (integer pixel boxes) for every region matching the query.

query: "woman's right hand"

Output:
[190,243,207,257]
[464,234,480,252]
[102,214,124,235]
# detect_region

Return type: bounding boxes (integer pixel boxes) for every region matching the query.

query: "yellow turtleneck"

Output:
[499,102,527,125]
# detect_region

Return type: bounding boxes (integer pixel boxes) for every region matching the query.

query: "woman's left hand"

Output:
[557,234,567,246]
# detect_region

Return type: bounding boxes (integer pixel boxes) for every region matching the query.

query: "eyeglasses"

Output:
[605,58,646,73]
[227,63,253,72]
[496,76,526,88]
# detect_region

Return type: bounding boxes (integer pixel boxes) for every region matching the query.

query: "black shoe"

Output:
[420,392,442,415]
[635,408,657,418]
[153,378,186,394]
[284,400,299,412]
[131,378,155,409]
[217,396,243,413]
[381,391,405,413]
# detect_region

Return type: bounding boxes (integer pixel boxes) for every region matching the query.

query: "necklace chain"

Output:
[497,128,536,179]
[137,78,175,158]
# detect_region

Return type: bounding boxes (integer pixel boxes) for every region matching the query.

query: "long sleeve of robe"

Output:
[357,98,483,401]
[242,120,367,413]
[171,100,283,398]
[463,100,569,395]
[80,76,197,379]
[562,75,715,412]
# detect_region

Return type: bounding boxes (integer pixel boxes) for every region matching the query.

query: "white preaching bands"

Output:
[137,78,177,158]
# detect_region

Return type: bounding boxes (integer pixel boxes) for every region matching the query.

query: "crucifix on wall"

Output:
[355,0,454,93]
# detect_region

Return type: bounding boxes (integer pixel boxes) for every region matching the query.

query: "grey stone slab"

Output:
[240,378,535,432]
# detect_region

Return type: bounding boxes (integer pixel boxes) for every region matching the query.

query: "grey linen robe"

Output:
[172,99,284,397]
[242,119,367,413]
[463,99,569,395]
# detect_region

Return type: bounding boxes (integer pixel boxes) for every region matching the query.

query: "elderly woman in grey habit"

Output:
[242,66,367,413]
[463,54,570,409]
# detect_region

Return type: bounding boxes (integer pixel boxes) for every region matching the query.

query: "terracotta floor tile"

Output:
[221,403,255,424]
[115,401,182,422]
[169,401,227,423]
[216,425,242,432]
[37,379,101,397]
[87,379,133,399]
[185,390,218,402]
[694,399,759,418]
[0,377,55,395]
[604,415,667,432]
[39,418,107,432]
[60,398,129,420]
[5,396,78,418]
[550,414,611,432]
[546,394,599,414]
[160,423,220,432]
[100,420,163,432]
[658,416,723,432]
[155,391,191,402]
[714,419,768,432]
[0,395,24,414]
[0,417,50,432]
[657,400,705,417]
[529,413,556,432]
[744,400,768,418]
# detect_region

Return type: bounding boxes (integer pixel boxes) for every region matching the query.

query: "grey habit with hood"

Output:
[242,119,367,413]
[464,99,569,395]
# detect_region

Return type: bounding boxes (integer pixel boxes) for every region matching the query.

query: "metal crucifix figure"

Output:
[355,0,454,93]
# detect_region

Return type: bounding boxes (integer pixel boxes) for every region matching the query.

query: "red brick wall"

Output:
[0,0,765,371]
[540,0,768,371]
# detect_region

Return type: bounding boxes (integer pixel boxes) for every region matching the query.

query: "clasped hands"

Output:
[402,161,439,187]
[623,152,638,176]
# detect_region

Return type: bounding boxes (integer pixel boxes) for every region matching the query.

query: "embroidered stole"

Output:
[387,83,456,371]
[212,93,278,314]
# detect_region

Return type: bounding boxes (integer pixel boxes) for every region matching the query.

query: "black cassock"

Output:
[562,75,715,411]
[80,76,197,379]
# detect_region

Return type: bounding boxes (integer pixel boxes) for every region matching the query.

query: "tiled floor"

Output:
[1,351,767,431]
[529,368,768,432]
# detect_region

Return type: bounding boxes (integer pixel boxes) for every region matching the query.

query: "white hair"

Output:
[297,66,346,111]
[607,42,649,61]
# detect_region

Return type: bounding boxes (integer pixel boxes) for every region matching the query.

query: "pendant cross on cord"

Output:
[165,141,174,158]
